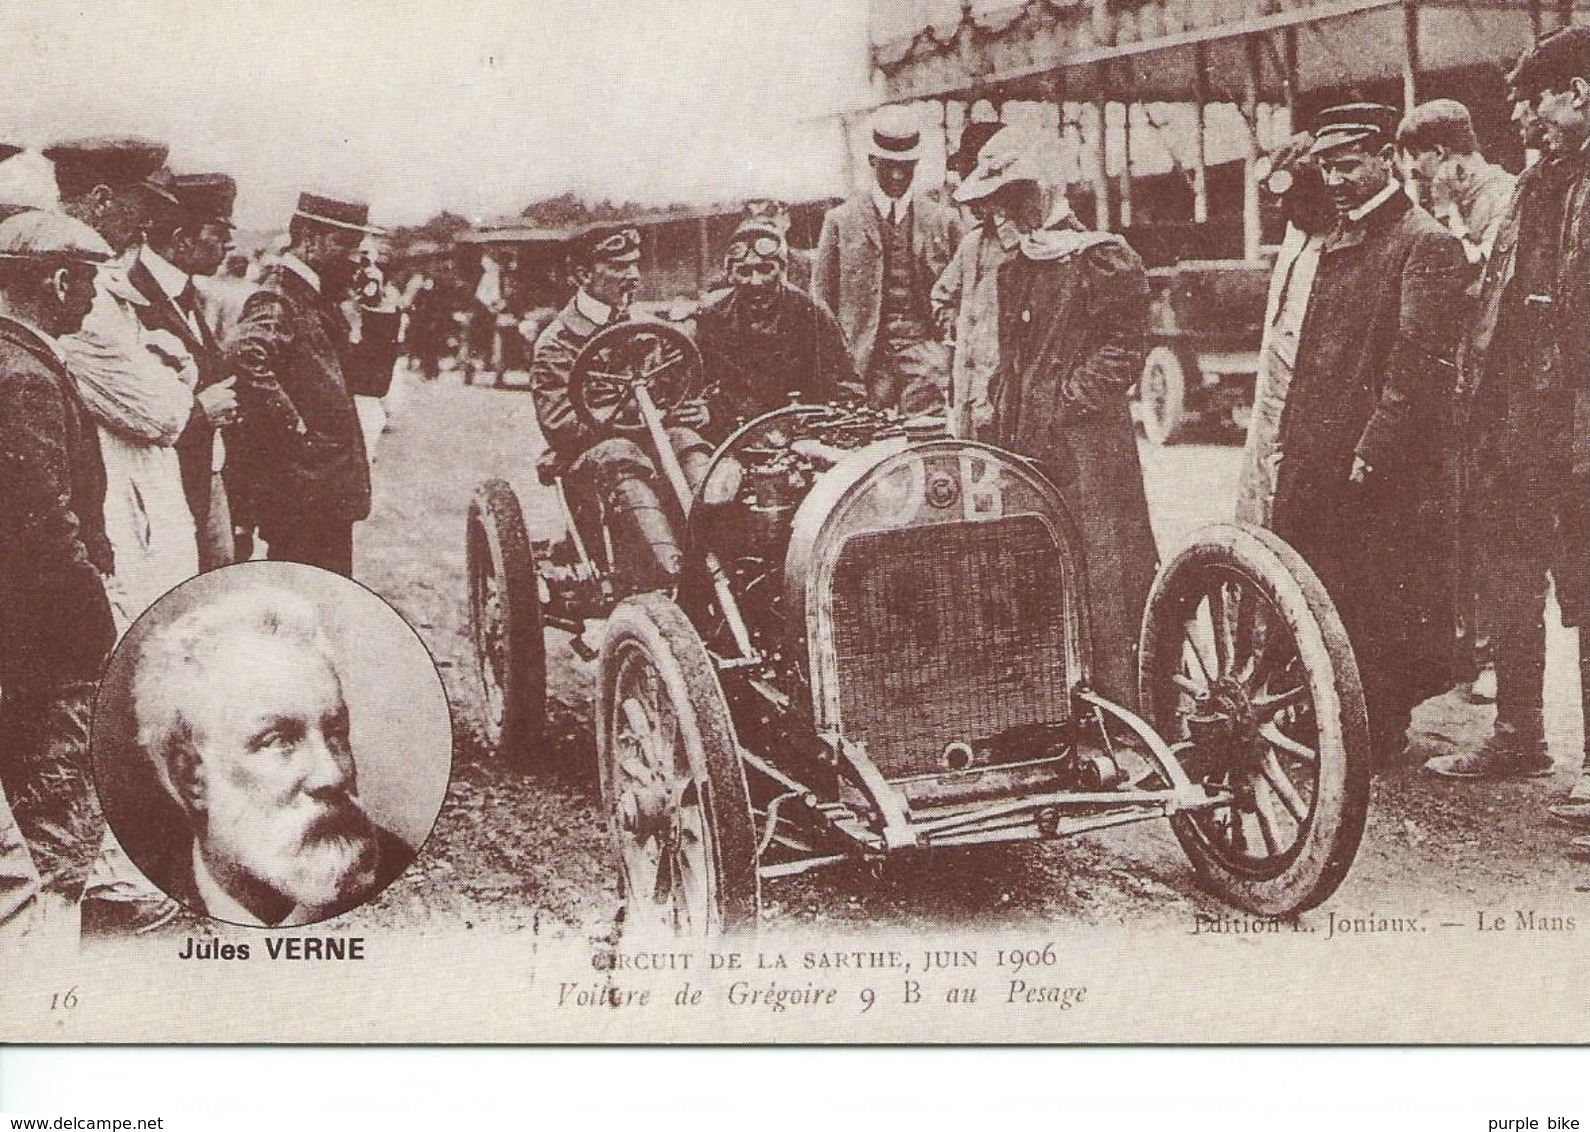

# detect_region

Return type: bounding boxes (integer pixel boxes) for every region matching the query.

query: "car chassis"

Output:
[467,321,1372,938]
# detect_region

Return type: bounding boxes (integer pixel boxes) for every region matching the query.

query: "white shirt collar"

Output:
[279,252,321,293]
[191,841,311,927]
[573,287,613,326]
[872,185,910,224]
[1348,180,1404,223]
[140,246,190,300]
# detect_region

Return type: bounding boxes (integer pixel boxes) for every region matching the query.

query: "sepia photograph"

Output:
[0,0,1585,1044]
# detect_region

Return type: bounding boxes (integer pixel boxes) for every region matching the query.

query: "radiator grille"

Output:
[828,515,1072,778]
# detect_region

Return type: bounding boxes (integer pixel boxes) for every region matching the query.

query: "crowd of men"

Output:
[525,25,1590,860]
[1,137,401,941]
[2,25,1584,944]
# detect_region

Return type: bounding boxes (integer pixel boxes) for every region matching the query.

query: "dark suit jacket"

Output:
[0,317,115,690]
[811,195,960,376]
[127,256,224,524]
[226,263,396,531]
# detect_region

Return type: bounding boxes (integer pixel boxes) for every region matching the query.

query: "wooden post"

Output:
[1243,35,1263,260]
[1193,41,1209,226]
[696,216,711,296]
[1120,98,1135,229]
[1402,0,1420,110]
[838,113,859,197]
[1092,92,1112,231]
[1283,25,1299,114]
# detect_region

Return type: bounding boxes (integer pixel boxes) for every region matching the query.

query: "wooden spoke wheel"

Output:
[1139,523,1370,916]
[1137,345,1188,446]
[570,321,703,435]
[466,479,547,767]
[597,592,758,941]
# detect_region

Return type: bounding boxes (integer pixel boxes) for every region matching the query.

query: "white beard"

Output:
[203,782,381,918]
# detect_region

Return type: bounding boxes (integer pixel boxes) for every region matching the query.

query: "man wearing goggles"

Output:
[530,226,712,592]
[695,218,859,439]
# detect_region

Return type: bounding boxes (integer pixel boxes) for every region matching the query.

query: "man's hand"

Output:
[666,399,710,431]
[196,376,239,426]
[1348,455,1372,485]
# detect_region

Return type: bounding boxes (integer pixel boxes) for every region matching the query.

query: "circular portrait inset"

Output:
[92,561,452,928]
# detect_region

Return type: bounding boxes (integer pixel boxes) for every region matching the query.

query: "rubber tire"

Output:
[1138,522,1371,917]
[1138,345,1189,446]
[466,478,548,769]
[597,591,759,938]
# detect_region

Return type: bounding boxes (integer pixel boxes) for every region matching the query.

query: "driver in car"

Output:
[530,226,712,593]
[694,217,862,442]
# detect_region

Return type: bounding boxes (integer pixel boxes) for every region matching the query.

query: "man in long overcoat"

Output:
[1270,104,1468,766]
[228,193,397,576]
[1424,30,1590,820]
[955,131,1159,710]
[812,106,960,415]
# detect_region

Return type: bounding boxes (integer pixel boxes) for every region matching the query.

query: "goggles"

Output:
[591,227,641,258]
[726,234,786,263]
[1253,154,1295,196]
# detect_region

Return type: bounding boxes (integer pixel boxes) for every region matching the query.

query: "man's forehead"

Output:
[192,637,346,730]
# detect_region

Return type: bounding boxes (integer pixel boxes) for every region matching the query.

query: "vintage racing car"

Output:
[466,321,1371,938]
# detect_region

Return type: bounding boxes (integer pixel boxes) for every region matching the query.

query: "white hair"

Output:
[131,586,337,802]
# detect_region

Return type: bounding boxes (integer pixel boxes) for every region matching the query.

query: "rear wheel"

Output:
[1138,346,1188,446]
[467,479,547,767]
[597,592,758,941]
[1139,523,1370,916]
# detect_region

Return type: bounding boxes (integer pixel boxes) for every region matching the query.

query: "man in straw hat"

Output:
[0,208,117,938]
[1267,102,1467,769]
[954,128,1158,709]
[1424,28,1590,840]
[228,192,398,576]
[47,137,204,629]
[813,105,960,415]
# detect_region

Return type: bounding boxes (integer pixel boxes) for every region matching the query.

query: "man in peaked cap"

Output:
[530,225,714,596]
[226,192,399,576]
[813,105,961,414]
[47,137,204,629]
[1267,102,1468,769]
[0,210,118,940]
[1428,28,1590,828]
[133,171,240,571]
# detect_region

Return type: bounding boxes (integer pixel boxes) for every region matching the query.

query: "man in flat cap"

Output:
[955,129,1158,709]
[932,119,1011,437]
[134,172,240,572]
[47,138,207,628]
[813,106,961,415]
[0,210,117,939]
[694,216,860,439]
[1427,29,1590,833]
[1268,103,1467,769]
[227,192,399,576]
[531,226,712,593]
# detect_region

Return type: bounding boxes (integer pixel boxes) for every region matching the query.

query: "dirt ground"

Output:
[344,366,1589,940]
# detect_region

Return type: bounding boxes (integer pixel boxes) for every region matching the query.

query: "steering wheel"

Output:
[569,321,704,435]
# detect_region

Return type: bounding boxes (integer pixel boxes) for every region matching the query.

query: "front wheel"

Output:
[597,592,759,941]
[466,479,547,767]
[1139,523,1370,917]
